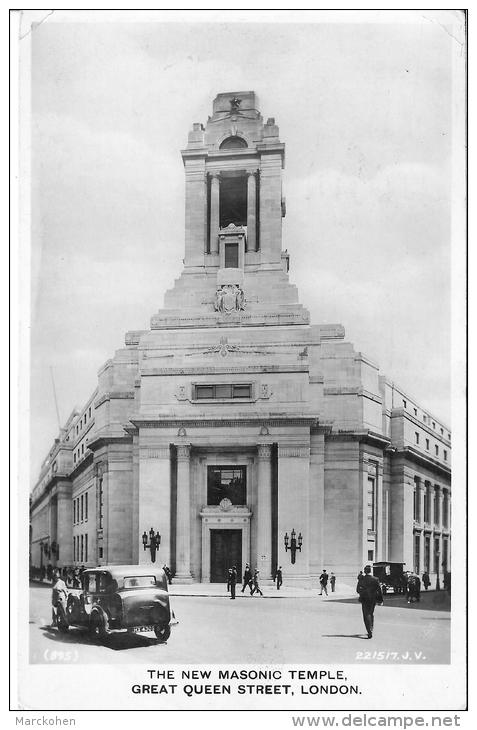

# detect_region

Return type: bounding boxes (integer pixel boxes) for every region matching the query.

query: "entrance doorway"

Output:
[210,529,242,583]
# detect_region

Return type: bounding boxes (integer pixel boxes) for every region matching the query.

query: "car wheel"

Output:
[89,611,109,642]
[154,624,171,643]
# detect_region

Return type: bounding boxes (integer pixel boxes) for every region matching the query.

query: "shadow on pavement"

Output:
[331,593,450,612]
[322,633,368,640]
[39,624,168,651]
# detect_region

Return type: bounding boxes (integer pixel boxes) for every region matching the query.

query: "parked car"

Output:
[372,561,407,594]
[58,565,173,643]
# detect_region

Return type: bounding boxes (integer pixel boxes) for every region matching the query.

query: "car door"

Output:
[81,572,97,616]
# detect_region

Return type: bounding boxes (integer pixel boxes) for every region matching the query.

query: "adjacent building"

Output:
[30,91,451,586]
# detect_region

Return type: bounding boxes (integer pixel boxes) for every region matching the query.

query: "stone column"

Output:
[247,171,257,251]
[175,444,193,581]
[256,444,273,579]
[209,173,220,254]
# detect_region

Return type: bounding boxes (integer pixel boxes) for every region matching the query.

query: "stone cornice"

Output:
[391,446,452,480]
[130,416,319,429]
[94,391,135,408]
[87,434,133,451]
[326,430,392,449]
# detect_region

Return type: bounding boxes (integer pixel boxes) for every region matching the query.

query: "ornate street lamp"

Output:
[284,529,303,565]
[142,527,161,563]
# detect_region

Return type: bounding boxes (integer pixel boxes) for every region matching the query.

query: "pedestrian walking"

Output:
[51,569,68,628]
[163,565,172,584]
[319,569,329,596]
[251,569,263,596]
[241,564,253,594]
[330,573,336,592]
[406,572,421,603]
[275,566,283,590]
[422,571,431,590]
[443,570,451,595]
[356,565,383,638]
[229,566,237,599]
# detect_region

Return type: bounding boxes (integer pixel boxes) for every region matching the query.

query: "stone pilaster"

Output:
[247,171,257,251]
[175,444,193,581]
[256,444,273,579]
[138,445,171,567]
[56,482,72,565]
[209,173,220,255]
[277,442,310,584]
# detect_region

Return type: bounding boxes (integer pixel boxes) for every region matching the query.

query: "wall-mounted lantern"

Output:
[142,527,161,563]
[284,528,303,564]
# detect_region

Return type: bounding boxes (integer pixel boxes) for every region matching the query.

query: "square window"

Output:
[233,384,251,398]
[196,385,214,399]
[207,466,246,505]
[215,384,232,398]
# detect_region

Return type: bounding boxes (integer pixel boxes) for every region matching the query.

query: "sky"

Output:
[27,12,464,483]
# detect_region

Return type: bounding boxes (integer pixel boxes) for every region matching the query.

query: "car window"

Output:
[123,575,156,588]
[83,573,96,592]
[97,573,113,593]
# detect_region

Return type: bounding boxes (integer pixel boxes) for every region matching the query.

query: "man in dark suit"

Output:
[230,565,238,599]
[241,564,253,594]
[357,565,383,638]
[275,566,283,590]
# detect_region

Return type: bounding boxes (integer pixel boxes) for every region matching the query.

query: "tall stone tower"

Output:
[156,90,308,329]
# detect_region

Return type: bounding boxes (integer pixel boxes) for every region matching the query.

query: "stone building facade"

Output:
[30,91,451,586]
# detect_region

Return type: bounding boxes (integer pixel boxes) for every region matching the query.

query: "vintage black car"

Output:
[57,565,173,643]
[372,561,407,594]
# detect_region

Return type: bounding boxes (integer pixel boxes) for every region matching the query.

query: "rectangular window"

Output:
[415,432,420,445]
[432,422,436,429]
[423,483,431,523]
[440,427,444,435]
[99,478,104,530]
[434,538,440,572]
[85,492,88,521]
[414,534,420,574]
[81,443,84,454]
[424,536,430,573]
[413,489,418,521]
[434,490,440,525]
[207,466,246,505]
[80,534,84,562]
[435,445,439,456]
[195,384,251,400]
[402,399,407,409]
[74,454,76,464]
[85,534,88,562]
[442,490,449,527]
[414,408,418,416]
[425,439,429,450]
[89,407,92,418]
[444,450,448,461]
[367,549,374,562]
[73,536,76,561]
[73,500,76,524]
[224,242,239,268]
[98,546,103,559]
[442,539,448,572]
[81,494,84,521]
[367,476,376,531]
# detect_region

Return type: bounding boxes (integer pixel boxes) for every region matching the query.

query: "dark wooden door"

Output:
[210,530,242,583]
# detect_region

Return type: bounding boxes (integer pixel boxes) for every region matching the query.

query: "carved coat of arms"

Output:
[214,284,245,314]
